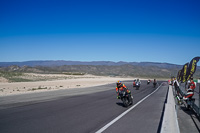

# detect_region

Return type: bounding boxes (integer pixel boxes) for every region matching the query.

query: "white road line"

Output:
[96,83,164,133]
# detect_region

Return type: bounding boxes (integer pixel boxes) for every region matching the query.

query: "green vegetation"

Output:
[32,87,47,91]
[8,78,32,82]
[0,71,23,77]
[0,71,31,82]
[62,72,85,75]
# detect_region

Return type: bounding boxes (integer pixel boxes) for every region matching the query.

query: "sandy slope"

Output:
[0,74,134,96]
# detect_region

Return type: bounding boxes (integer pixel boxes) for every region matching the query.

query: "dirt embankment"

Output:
[0,73,134,96]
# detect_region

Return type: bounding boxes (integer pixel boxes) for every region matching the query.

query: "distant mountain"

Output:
[0,64,179,79]
[1,62,200,79]
[0,60,182,69]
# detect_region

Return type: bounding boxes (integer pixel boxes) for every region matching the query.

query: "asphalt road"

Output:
[0,80,168,133]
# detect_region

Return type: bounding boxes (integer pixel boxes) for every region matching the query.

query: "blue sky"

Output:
[0,0,200,65]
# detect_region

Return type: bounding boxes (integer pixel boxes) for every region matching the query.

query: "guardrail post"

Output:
[199,82,200,118]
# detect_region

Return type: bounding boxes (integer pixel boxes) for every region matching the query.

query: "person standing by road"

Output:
[183,77,196,100]
[153,79,157,87]
[173,77,180,96]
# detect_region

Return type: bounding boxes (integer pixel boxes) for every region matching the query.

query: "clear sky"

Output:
[0,0,200,65]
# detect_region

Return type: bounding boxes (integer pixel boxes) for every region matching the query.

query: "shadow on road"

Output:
[116,102,134,108]
[116,102,124,107]
[180,106,200,132]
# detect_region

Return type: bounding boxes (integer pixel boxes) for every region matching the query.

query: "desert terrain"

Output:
[0,73,134,96]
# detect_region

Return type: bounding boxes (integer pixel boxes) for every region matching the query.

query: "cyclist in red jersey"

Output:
[183,78,196,100]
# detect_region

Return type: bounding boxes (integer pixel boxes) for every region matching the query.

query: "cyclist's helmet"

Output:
[117,80,122,86]
[117,80,121,84]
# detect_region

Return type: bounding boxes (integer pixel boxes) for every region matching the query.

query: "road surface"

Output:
[0,80,168,133]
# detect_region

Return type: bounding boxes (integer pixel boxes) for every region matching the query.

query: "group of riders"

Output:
[115,79,157,101]
[116,77,196,107]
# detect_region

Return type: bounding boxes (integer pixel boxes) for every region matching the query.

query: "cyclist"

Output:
[183,78,196,100]
[116,80,131,99]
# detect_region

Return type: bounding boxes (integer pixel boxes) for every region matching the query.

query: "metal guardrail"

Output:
[176,85,200,118]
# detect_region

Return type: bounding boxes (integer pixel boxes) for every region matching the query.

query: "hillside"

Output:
[0,65,196,79]
[0,60,182,68]
[0,61,199,81]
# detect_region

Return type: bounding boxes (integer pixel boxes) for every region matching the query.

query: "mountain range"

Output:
[0,60,182,68]
[0,60,199,79]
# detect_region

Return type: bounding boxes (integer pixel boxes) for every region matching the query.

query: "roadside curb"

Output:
[161,85,180,133]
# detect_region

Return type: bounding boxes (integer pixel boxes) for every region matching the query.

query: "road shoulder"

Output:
[173,85,200,133]
[102,82,168,133]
